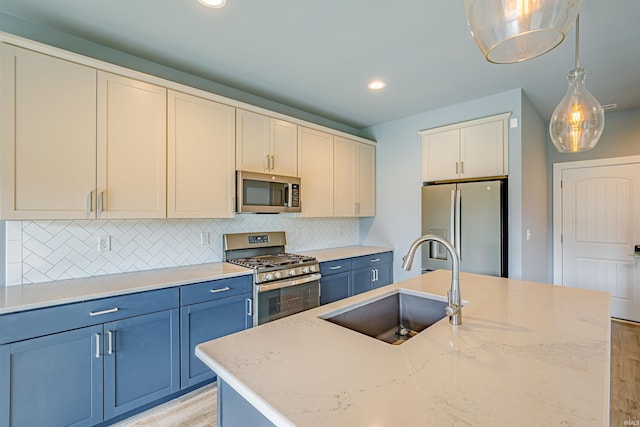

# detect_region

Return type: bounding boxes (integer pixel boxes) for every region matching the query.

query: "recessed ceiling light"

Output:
[368,80,386,91]
[198,0,227,8]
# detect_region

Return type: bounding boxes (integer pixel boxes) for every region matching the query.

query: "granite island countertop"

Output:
[196,270,611,426]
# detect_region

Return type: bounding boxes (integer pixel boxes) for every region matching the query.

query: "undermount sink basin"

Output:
[320,289,448,345]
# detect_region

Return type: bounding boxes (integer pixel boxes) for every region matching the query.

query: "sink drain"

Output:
[394,327,412,340]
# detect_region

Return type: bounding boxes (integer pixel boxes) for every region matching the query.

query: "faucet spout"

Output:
[402,234,462,326]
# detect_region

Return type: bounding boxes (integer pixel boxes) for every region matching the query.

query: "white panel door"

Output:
[167,90,236,218]
[97,72,167,219]
[561,163,640,321]
[236,109,270,173]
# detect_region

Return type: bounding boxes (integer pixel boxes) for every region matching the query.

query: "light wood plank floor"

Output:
[115,320,639,427]
[611,319,640,426]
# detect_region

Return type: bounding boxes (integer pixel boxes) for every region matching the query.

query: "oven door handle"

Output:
[256,273,321,293]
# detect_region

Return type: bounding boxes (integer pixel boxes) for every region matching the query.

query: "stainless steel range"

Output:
[223,231,321,326]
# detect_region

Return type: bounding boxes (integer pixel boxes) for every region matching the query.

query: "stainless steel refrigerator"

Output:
[421,179,507,277]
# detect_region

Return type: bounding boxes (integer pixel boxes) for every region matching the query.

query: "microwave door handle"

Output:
[284,183,291,207]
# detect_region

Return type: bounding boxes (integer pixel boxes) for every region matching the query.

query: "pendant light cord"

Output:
[575,15,580,69]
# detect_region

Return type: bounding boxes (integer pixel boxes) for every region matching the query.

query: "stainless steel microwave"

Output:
[236,171,301,213]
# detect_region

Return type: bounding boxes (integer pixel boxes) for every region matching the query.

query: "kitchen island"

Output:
[196,270,611,426]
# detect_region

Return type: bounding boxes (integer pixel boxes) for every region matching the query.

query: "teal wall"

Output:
[0,12,363,137]
[361,89,549,283]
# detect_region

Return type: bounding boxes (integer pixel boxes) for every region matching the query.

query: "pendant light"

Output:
[464,0,583,64]
[549,15,605,153]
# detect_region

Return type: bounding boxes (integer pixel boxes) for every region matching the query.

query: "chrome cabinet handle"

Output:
[210,287,231,293]
[95,333,101,358]
[97,191,105,216]
[89,307,119,316]
[264,155,270,170]
[329,266,342,270]
[246,298,253,316]
[370,258,381,263]
[86,191,93,216]
[455,161,459,175]
[461,161,464,174]
[270,155,275,170]
[107,330,113,355]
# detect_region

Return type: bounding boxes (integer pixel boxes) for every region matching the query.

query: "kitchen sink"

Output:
[320,289,449,345]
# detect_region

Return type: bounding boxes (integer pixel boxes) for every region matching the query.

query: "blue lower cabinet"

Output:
[320,252,394,303]
[103,309,180,420]
[0,325,103,427]
[180,293,251,389]
[320,271,351,305]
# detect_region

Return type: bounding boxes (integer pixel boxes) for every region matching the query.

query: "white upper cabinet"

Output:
[167,90,236,218]
[97,72,167,219]
[0,44,97,219]
[236,109,298,177]
[356,142,376,217]
[298,127,334,217]
[420,113,510,182]
[334,137,376,217]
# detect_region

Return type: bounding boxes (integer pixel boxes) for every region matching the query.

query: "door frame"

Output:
[553,155,640,285]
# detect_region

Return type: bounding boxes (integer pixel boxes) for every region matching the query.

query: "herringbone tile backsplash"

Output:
[4,216,358,285]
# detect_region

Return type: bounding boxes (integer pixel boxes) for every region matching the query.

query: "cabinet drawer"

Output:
[352,252,393,270]
[0,287,179,345]
[180,275,252,306]
[319,259,352,277]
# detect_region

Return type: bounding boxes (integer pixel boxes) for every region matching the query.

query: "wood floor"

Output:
[611,319,640,426]
[115,320,639,427]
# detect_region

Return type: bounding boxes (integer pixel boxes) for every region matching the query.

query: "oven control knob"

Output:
[274,272,282,279]
[310,265,317,272]
[265,273,274,281]
[302,267,309,274]
[288,269,295,276]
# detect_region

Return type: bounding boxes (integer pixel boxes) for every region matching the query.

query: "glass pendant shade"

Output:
[464,0,583,63]
[549,68,604,153]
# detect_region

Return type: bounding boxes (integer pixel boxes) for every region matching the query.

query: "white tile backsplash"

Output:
[4,216,359,285]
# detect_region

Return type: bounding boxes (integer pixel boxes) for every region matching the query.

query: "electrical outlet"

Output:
[200,231,210,246]
[98,235,111,252]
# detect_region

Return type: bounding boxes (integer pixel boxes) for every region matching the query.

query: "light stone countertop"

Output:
[0,246,393,315]
[0,262,252,315]
[196,270,611,427]
[299,245,393,262]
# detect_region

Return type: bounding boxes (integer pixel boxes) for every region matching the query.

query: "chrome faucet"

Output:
[401,234,462,326]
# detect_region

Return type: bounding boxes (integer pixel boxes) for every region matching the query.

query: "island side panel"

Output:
[218,379,275,427]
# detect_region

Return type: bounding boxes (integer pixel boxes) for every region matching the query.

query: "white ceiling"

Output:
[1,0,639,129]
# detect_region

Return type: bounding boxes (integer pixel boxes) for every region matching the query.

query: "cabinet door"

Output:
[236,109,270,173]
[352,267,372,296]
[298,127,334,217]
[1,326,103,427]
[168,90,236,218]
[180,293,251,389]
[320,271,351,305]
[270,119,298,176]
[97,71,167,219]
[334,137,357,217]
[460,120,505,179]
[356,143,376,217]
[0,45,97,220]
[421,129,460,182]
[371,264,393,290]
[103,309,180,420]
